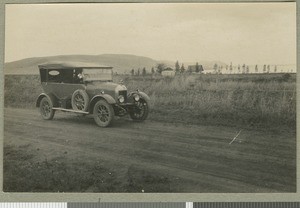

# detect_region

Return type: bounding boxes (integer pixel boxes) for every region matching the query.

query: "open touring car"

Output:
[36,62,150,127]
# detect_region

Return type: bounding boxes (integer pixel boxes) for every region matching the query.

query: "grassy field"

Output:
[4,73,296,130]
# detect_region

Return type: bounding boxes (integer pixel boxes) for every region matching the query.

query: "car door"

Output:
[46,69,85,100]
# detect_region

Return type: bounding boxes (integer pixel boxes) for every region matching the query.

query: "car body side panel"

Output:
[42,83,85,100]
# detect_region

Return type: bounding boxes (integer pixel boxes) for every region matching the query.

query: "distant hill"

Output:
[4,54,165,75]
[4,54,228,74]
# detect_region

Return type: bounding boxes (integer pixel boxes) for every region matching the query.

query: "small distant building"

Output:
[202,69,215,74]
[161,67,175,77]
[187,65,204,73]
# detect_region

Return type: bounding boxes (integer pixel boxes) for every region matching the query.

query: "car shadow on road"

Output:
[52,112,143,128]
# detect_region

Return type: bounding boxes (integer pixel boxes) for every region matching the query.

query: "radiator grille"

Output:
[118,90,127,102]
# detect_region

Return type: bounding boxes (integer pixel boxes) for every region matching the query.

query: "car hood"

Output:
[86,81,127,97]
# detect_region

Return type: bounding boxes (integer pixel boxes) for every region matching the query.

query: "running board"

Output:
[52,108,89,114]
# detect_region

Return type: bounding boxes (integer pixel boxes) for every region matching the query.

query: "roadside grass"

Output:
[3,144,172,192]
[4,73,296,130]
[4,75,41,109]
[121,73,296,129]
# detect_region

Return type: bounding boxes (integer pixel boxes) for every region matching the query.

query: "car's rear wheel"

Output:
[93,99,114,127]
[129,98,149,121]
[72,89,89,111]
[39,97,55,120]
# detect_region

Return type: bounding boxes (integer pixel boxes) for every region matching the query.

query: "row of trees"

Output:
[214,63,279,74]
[130,63,283,75]
[175,61,203,73]
[130,61,203,76]
[157,61,190,74]
[130,67,155,76]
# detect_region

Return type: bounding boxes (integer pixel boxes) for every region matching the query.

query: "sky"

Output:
[5,3,296,65]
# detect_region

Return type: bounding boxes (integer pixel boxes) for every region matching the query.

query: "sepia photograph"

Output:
[3,2,296,193]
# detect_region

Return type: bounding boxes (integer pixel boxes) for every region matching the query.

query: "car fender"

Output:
[89,94,116,113]
[129,91,150,103]
[36,93,57,107]
[137,91,150,103]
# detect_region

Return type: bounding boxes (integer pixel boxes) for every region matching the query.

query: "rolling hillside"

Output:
[4,54,164,75]
[4,54,227,75]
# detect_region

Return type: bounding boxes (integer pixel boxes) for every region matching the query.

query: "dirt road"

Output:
[4,108,296,192]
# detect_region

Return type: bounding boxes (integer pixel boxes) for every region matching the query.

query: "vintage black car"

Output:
[36,62,150,127]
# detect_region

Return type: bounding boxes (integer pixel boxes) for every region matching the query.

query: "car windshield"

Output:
[82,68,113,81]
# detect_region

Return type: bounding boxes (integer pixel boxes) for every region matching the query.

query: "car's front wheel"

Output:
[93,99,114,127]
[129,98,149,121]
[39,97,55,120]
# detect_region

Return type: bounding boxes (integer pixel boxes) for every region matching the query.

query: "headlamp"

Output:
[133,94,140,101]
[118,95,125,103]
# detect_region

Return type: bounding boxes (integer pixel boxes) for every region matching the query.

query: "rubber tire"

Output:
[93,99,115,127]
[129,98,149,121]
[39,97,55,120]
[71,89,89,111]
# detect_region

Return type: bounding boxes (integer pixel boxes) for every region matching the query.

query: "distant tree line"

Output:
[215,62,278,74]
[153,60,203,75]
[130,67,155,76]
[129,62,280,76]
[130,60,204,76]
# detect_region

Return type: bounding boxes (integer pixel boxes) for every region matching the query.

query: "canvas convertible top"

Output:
[38,61,113,70]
